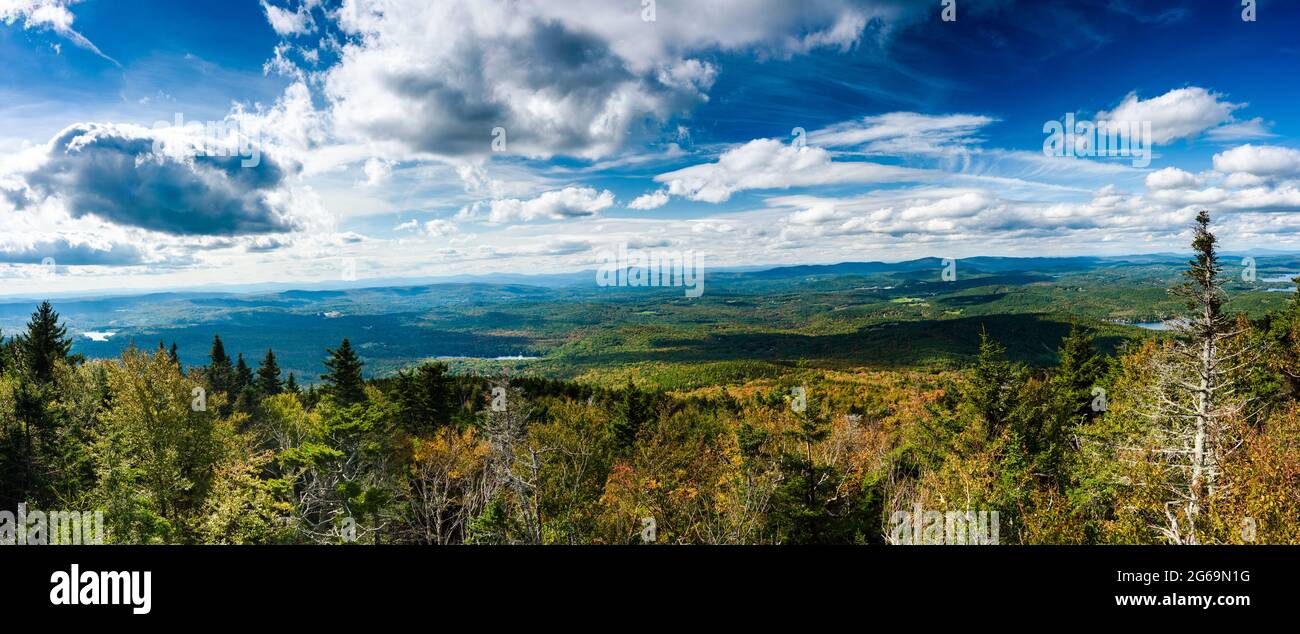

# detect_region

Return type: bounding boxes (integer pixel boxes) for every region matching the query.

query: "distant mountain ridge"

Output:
[4,252,1298,304]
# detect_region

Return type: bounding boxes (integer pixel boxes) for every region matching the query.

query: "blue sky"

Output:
[2,0,1300,295]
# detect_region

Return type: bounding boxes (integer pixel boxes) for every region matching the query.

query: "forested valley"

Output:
[2,213,1298,545]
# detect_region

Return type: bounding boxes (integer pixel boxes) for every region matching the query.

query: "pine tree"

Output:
[321,339,366,405]
[18,301,72,384]
[169,342,180,368]
[285,372,300,396]
[256,348,283,396]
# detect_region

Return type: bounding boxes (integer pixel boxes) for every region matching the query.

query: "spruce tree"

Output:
[321,339,366,405]
[256,348,283,396]
[169,342,180,367]
[965,330,1024,440]
[285,372,300,396]
[234,354,253,392]
[613,379,653,451]
[232,353,257,413]
[1039,324,1106,485]
[769,402,867,544]
[393,363,454,432]
[207,335,234,395]
[19,301,72,384]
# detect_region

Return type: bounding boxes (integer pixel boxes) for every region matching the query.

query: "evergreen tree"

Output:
[232,353,257,414]
[285,372,300,396]
[769,403,868,544]
[612,379,654,450]
[1038,325,1106,485]
[392,363,454,433]
[964,330,1025,440]
[207,335,234,395]
[256,348,283,396]
[169,342,180,367]
[234,354,253,392]
[18,301,72,384]
[321,339,366,405]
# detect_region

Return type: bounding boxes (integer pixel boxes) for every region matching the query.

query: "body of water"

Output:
[1131,321,1188,331]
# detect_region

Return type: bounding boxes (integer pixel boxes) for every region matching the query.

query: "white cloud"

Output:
[809,112,995,155]
[308,0,924,160]
[1223,172,1266,188]
[628,189,669,210]
[655,138,931,203]
[260,0,316,36]
[1212,144,1300,177]
[362,157,394,187]
[1204,117,1275,141]
[460,187,615,224]
[1096,87,1242,144]
[1145,167,1201,190]
[0,0,118,65]
[422,219,458,237]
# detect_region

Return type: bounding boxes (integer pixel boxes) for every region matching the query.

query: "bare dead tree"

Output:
[1144,211,1254,544]
[401,427,490,544]
[482,382,546,544]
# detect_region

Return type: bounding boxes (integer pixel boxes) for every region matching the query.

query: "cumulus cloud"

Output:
[14,123,303,236]
[1096,87,1243,144]
[361,157,394,187]
[421,219,458,237]
[390,218,458,237]
[628,189,669,210]
[260,0,317,36]
[0,0,118,65]
[1145,167,1201,190]
[776,188,1011,239]
[459,187,615,224]
[1212,144,1300,178]
[310,0,924,160]
[654,139,931,203]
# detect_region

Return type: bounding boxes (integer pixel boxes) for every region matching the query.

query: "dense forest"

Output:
[1,212,1298,544]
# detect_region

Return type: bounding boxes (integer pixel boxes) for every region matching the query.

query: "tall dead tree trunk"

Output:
[1147,211,1251,544]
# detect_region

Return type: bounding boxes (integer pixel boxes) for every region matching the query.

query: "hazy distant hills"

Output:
[4,253,1300,385]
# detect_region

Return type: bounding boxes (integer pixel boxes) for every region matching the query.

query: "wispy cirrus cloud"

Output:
[0,0,119,65]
